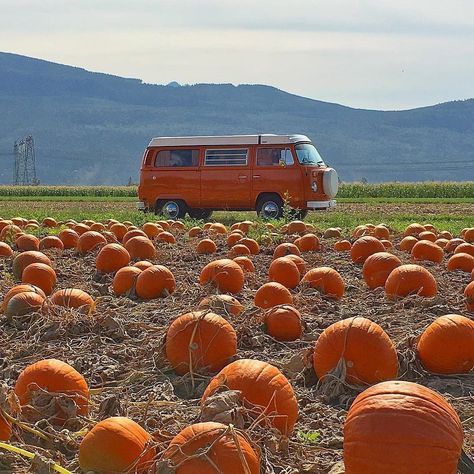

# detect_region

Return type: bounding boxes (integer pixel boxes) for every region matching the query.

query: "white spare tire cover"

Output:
[323,168,339,198]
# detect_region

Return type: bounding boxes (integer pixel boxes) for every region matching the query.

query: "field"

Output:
[0,184,473,472]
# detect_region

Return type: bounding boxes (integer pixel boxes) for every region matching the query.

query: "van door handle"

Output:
[253,175,261,179]
[238,175,248,180]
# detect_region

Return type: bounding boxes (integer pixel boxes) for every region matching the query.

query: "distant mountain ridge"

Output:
[0,51,473,184]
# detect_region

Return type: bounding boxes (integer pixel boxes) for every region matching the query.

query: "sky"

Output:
[1,0,473,110]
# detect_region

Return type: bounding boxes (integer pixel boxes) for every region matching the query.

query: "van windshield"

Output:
[295,143,325,166]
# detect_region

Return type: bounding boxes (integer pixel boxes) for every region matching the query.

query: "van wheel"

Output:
[188,208,213,220]
[156,200,187,219]
[256,195,284,219]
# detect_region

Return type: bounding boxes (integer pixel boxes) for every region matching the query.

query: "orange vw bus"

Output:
[137,134,338,219]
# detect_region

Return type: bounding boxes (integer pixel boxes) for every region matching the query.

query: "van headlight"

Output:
[311,181,318,192]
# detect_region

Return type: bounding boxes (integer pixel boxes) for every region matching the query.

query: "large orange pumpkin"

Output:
[39,236,64,251]
[334,240,352,252]
[124,236,156,260]
[227,232,244,248]
[273,243,301,259]
[79,417,155,473]
[165,422,260,473]
[12,251,52,279]
[196,239,217,255]
[135,265,176,299]
[4,291,45,317]
[133,260,153,271]
[142,222,162,239]
[287,220,307,235]
[14,359,89,424]
[58,229,79,249]
[200,259,244,294]
[50,289,94,312]
[113,266,142,296]
[77,231,107,254]
[385,264,437,298]
[1,284,45,313]
[313,317,398,385]
[350,236,386,264]
[188,226,202,238]
[343,380,463,474]
[22,262,57,295]
[202,359,298,436]
[418,230,437,242]
[362,252,401,289]
[399,236,418,252]
[403,223,425,237]
[268,257,301,289]
[254,282,293,309]
[447,252,474,273]
[96,243,131,273]
[0,413,11,441]
[16,234,40,251]
[110,223,128,241]
[156,231,177,244]
[233,256,255,273]
[417,314,474,374]
[463,227,474,242]
[228,243,251,257]
[0,224,22,242]
[464,280,474,311]
[165,311,237,375]
[454,242,474,257]
[238,238,260,255]
[122,229,147,245]
[264,305,303,341]
[301,267,345,299]
[0,241,14,257]
[445,238,465,253]
[373,224,390,240]
[294,233,320,252]
[411,239,444,263]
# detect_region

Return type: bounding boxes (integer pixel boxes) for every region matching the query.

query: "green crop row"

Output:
[0,182,472,198]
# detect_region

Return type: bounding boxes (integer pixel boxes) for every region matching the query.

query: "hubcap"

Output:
[164,201,179,218]
[262,201,279,219]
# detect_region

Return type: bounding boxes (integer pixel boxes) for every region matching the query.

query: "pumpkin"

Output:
[14,359,89,424]
[301,267,345,299]
[166,311,237,375]
[294,233,320,252]
[268,257,301,289]
[122,229,147,245]
[200,259,244,294]
[399,236,418,252]
[12,250,52,279]
[418,230,437,242]
[226,232,243,248]
[264,305,303,341]
[42,217,57,228]
[79,417,155,473]
[135,265,176,299]
[72,223,90,235]
[165,422,260,474]
[434,238,449,248]
[124,236,156,260]
[362,252,401,289]
[38,236,64,252]
[454,242,474,257]
[464,280,474,311]
[285,254,306,275]
[233,256,255,273]
[438,230,453,240]
[334,240,351,252]
[5,291,45,317]
[134,260,153,270]
[22,262,57,295]
[417,314,474,374]
[350,236,386,264]
[254,282,293,309]
[0,224,22,242]
[424,223,437,233]
[404,223,425,236]
[447,252,474,273]
[228,244,251,257]
[58,229,79,249]
[156,220,170,231]
[171,221,186,232]
[202,359,298,436]
[188,226,202,238]
[0,413,11,441]
[273,243,301,259]
[96,243,131,273]
[385,264,437,298]
[89,222,106,232]
[0,241,14,257]
[209,223,227,235]
[50,288,94,312]
[2,284,46,313]
[343,380,463,474]
[16,234,40,251]
[463,227,474,242]
[198,294,244,317]
[313,317,398,385]
[373,224,390,240]
[237,238,260,255]
[380,239,393,250]
[76,231,107,254]
[287,220,307,235]
[411,240,444,263]
[142,222,162,239]
[156,231,177,244]
[110,223,128,241]
[323,227,342,239]
[113,266,142,296]
[239,220,254,233]
[445,238,466,253]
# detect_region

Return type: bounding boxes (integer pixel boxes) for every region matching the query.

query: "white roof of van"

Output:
[148,134,311,147]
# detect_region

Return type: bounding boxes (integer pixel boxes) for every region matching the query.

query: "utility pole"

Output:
[13,135,39,185]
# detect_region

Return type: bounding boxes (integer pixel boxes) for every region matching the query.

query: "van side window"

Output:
[205,149,248,166]
[154,149,199,167]
[257,148,294,166]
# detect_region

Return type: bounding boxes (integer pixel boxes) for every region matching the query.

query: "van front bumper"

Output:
[136,201,146,211]
[307,200,336,209]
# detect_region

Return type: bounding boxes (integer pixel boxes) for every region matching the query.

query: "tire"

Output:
[256,194,284,220]
[156,200,187,219]
[188,208,213,220]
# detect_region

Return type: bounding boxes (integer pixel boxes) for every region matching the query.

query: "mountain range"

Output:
[0,52,473,184]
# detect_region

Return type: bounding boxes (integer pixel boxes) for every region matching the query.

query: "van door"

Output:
[200,147,251,209]
[251,146,305,209]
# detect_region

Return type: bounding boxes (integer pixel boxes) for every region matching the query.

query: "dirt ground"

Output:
[0,228,473,473]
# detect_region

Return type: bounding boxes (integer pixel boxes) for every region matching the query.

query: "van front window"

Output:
[295,144,325,166]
